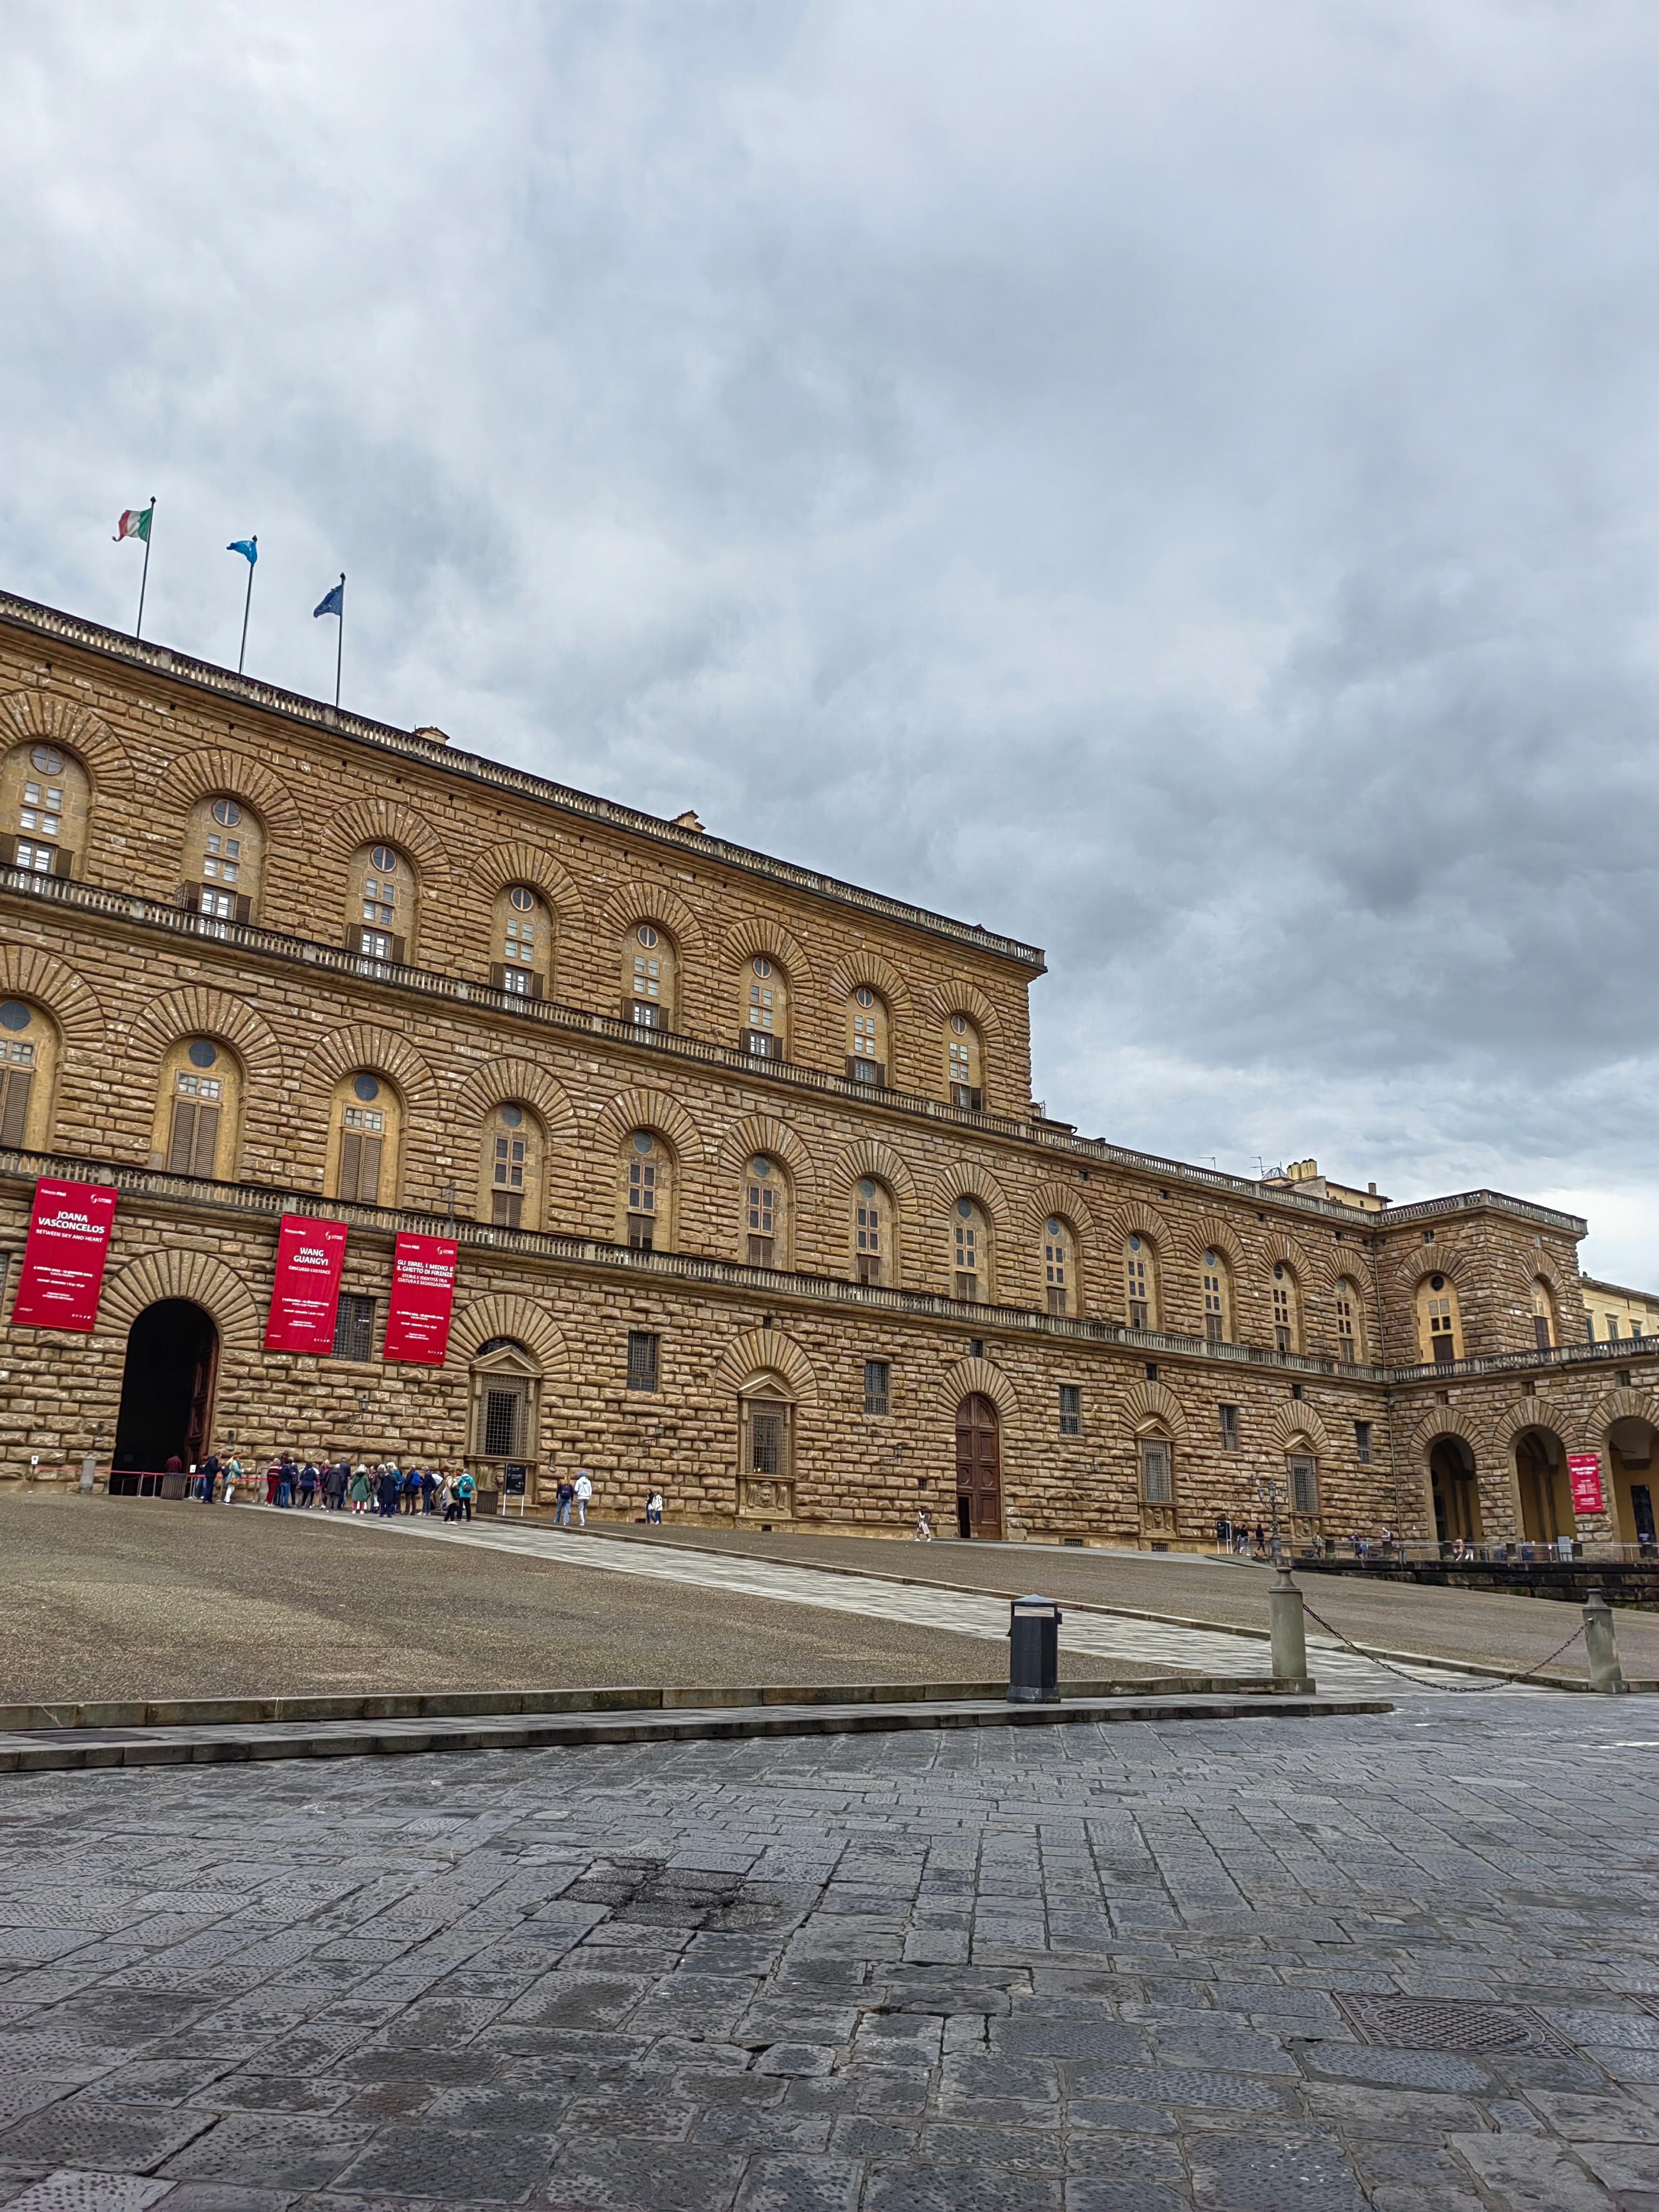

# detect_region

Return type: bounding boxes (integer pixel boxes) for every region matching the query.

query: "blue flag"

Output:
[227,538,258,565]
[313,579,345,619]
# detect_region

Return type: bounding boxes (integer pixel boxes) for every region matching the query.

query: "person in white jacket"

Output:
[575,1469,593,1527]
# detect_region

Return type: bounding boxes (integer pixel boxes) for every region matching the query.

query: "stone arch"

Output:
[1122,1378,1188,1442]
[1104,1198,1174,1250]
[724,914,812,984]
[1184,1215,1245,1267]
[1263,1401,1334,1454]
[592,1085,705,1161]
[320,796,449,879]
[168,746,304,838]
[100,1246,262,1351]
[718,1113,814,1193]
[447,1294,568,1375]
[829,1138,918,1205]
[453,1059,577,1145]
[0,947,103,1054]
[923,979,1004,1046]
[826,948,913,1017]
[1489,1395,1574,1453]
[1027,1179,1097,1238]
[305,1024,438,1108]
[1589,1386,1659,1440]
[714,1328,817,1403]
[941,1357,1017,1418]
[128,987,282,1087]
[469,841,583,932]
[1263,1230,1332,1293]
[596,880,705,953]
[1411,1405,1486,1457]
[933,1159,1013,1228]
[0,688,135,797]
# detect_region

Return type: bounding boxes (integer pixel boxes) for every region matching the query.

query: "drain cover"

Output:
[1336,1995,1568,2054]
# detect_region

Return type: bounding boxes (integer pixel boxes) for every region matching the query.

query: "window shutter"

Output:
[233,895,252,923]
[358,1134,382,1204]
[0,835,16,867]
[491,1190,523,1228]
[338,1128,362,1199]
[528,970,544,999]
[166,1099,198,1174]
[190,1103,220,1178]
[175,882,201,912]
[388,935,406,965]
[51,847,73,878]
[0,1069,31,1149]
[347,926,365,954]
[490,963,507,990]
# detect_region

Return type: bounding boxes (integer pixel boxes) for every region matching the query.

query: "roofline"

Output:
[1580,1273,1659,1306]
[0,586,1048,974]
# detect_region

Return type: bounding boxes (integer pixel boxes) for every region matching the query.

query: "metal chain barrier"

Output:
[1298,1595,1587,1693]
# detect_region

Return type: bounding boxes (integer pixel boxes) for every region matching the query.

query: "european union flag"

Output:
[227,537,258,565]
[313,579,345,619]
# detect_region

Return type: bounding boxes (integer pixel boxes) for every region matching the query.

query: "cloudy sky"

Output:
[5,2,1659,1279]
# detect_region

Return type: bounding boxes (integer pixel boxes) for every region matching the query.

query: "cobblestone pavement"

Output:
[334,1509,1535,1698]
[1,1700,1656,2207]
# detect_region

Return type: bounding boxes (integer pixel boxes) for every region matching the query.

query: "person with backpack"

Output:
[452,1469,476,1523]
[403,1465,423,1515]
[421,1467,440,1514]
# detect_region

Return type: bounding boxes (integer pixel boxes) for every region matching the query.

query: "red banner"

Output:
[264,1215,349,1353]
[1569,1452,1606,1517]
[382,1232,458,1365]
[10,1178,117,1331]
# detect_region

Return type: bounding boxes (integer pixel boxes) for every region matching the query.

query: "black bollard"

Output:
[1008,1594,1063,1703]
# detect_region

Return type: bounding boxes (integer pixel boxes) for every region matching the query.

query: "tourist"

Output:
[221,1455,242,1505]
[1252,1522,1267,1558]
[574,1469,593,1527]
[377,1466,401,1516]
[403,1465,423,1515]
[322,1457,347,1510]
[645,1489,664,1526]
[421,1466,440,1514]
[197,1451,220,1503]
[298,1461,319,1508]
[349,1465,372,1512]
[914,1507,933,1541]
[453,1468,476,1522]
[554,1476,575,1527]
[277,1455,298,1508]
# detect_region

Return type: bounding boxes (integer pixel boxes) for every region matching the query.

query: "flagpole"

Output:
[334,573,345,709]
[237,536,257,674]
[134,499,156,640]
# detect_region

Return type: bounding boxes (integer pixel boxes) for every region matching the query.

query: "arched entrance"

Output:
[1515,1427,1570,1545]
[955,1393,1001,1539]
[1608,1418,1658,1552]
[112,1300,218,1482]
[1428,1434,1482,1546]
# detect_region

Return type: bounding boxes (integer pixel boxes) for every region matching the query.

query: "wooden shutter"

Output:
[388,935,406,965]
[356,1134,382,1204]
[338,1128,362,1199]
[51,848,74,878]
[0,836,16,867]
[189,1104,220,1178]
[166,1099,199,1174]
[490,963,507,990]
[175,882,200,912]
[0,1069,32,1149]
[233,895,252,923]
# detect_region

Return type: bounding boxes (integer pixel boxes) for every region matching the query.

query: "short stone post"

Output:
[1270,1566,1309,1685]
[1582,1590,1626,1694]
[78,1451,98,1495]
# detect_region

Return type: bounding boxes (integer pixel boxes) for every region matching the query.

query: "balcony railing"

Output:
[0,863,1590,1242]
[1387,1334,1653,1386]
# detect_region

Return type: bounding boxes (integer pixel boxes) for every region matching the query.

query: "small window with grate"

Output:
[1289,1453,1319,1516]
[332,1292,376,1363]
[864,1359,890,1417]
[1218,1403,1239,1452]
[1354,1419,1373,1464]
[1058,1383,1081,1436]
[627,1331,660,1393]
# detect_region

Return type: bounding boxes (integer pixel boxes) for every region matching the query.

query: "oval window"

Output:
[500,1103,524,1128]
[508,885,536,912]
[859,1178,877,1201]
[632,1130,654,1154]
[855,985,874,1007]
[1273,1263,1285,1280]
[0,1001,31,1033]
[638,924,659,948]
[1431,1274,1445,1292]
[956,1197,974,1219]
[211,798,242,828]
[370,846,397,873]
[30,746,64,774]
[751,1156,771,1178]
[1047,1217,1061,1237]
[352,1073,381,1103]
[753,957,772,979]
[1203,1249,1216,1267]
[950,1013,968,1034]
[187,1039,218,1069]
[1129,1235,1141,1253]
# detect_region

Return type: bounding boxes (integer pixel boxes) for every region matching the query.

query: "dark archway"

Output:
[1428,1434,1482,1546]
[955,1393,1002,1539]
[112,1300,218,1476]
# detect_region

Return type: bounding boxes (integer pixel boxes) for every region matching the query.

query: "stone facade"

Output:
[0,589,1653,1550]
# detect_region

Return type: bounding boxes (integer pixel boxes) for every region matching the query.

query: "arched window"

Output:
[741,1154,792,1267]
[1,741,89,879]
[846,987,889,1087]
[1532,1278,1557,1353]
[0,997,58,1149]
[622,1129,671,1252]
[492,886,547,999]
[347,842,419,963]
[1124,1234,1158,1330]
[946,1014,983,1109]
[854,1177,890,1285]
[742,956,788,1060]
[1417,1273,1462,1364]
[180,795,263,922]
[480,1102,542,1229]
[624,923,677,1029]
[953,1197,990,1303]
[1139,1431,1174,1505]
[1334,1276,1365,1363]
[1043,1216,1077,1317]
[1202,1249,1232,1344]
[328,1070,402,1205]
[152,1036,242,1180]
[1271,1262,1301,1354]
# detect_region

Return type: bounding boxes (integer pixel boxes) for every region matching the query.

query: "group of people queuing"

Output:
[169,1452,478,1521]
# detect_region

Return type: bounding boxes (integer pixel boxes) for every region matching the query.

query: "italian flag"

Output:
[114,506,151,543]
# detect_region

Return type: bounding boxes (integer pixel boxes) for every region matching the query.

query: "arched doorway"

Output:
[1428,1435,1482,1546]
[1515,1427,1570,1545]
[955,1393,1001,1539]
[1608,1418,1658,1552]
[738,1378,795,1522]
[112,1300,218,1481]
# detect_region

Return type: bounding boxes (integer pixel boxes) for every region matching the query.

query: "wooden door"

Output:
[955,1393,1001,1539]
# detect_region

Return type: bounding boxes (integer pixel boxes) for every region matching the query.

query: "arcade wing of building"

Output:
[0,586,1655,1553]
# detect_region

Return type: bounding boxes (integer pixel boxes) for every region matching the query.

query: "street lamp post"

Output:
[1249,1471,1289,1567]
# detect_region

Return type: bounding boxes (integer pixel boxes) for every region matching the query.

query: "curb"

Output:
[0,1692,1393,1773]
